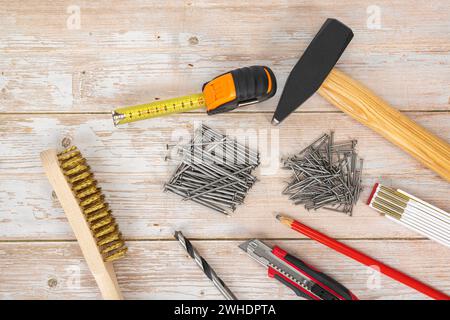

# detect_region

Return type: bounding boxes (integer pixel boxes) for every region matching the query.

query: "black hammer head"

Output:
[272,19,353,125]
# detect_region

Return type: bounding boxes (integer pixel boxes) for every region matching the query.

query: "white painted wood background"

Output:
[0,0,449,300]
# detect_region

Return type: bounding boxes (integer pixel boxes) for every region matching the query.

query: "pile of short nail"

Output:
[164,125,259,215]
[282,132,363,215]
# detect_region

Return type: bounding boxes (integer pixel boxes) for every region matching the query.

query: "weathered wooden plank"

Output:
[1,0,449,302]
[0,239,449,300]
[0,1,449,112]
[1,112,449,240]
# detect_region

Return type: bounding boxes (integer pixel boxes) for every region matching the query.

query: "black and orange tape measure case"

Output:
[203,66,277,114]
[112,65,277,125]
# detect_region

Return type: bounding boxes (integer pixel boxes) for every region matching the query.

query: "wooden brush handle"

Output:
[318,68,450,182]
[40,150,123,300]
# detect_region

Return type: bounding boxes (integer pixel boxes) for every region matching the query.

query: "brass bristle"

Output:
[97,231,121,246]
[91,216,114,230]
[58,146,127,262]
[60,155,85,170]
[57,146,79,160]
[94,224,117,239]
[83,201,107,215]
[76,185,100,199]
[101,241,123,254]
[64,164,89,176]
[104,247,127,262]
[86,209,110,222]
[68,171,91,184]
[79,192,103,207]
[72,178,96,191]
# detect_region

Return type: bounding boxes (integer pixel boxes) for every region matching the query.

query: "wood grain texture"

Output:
[319,69,450,182]
[1,113,449,240]
[0,0,449,113]
[1,0,449,300]
[1,240,449,300]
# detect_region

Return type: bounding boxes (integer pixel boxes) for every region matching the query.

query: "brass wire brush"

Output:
[40,146,127,299]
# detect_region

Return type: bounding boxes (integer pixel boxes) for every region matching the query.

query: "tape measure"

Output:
[112,66,277,126]
[113,94,205,126]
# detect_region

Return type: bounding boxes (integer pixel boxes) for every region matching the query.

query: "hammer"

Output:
[273,19,450,182]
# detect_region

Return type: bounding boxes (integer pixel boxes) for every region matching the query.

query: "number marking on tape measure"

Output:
[112,93,205,126]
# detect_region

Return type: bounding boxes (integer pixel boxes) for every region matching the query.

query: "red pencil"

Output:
[276,214,450,300]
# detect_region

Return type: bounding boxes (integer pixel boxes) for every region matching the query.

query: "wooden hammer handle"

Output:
[318,68,450,182]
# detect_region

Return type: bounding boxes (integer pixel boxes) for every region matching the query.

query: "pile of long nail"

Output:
[164,125,259,215]
[282,132,363,215]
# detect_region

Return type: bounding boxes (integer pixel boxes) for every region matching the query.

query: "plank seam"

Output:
[0,237,430,243]
[0,110,449,115]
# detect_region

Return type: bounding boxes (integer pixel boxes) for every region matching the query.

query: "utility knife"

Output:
[239,239,358,300]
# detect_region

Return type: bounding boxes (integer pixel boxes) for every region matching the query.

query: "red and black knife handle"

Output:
[271,246,358,300]
[268,267,319,300]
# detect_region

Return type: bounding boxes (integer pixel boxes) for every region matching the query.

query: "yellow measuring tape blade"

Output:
[112,93,205,126]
